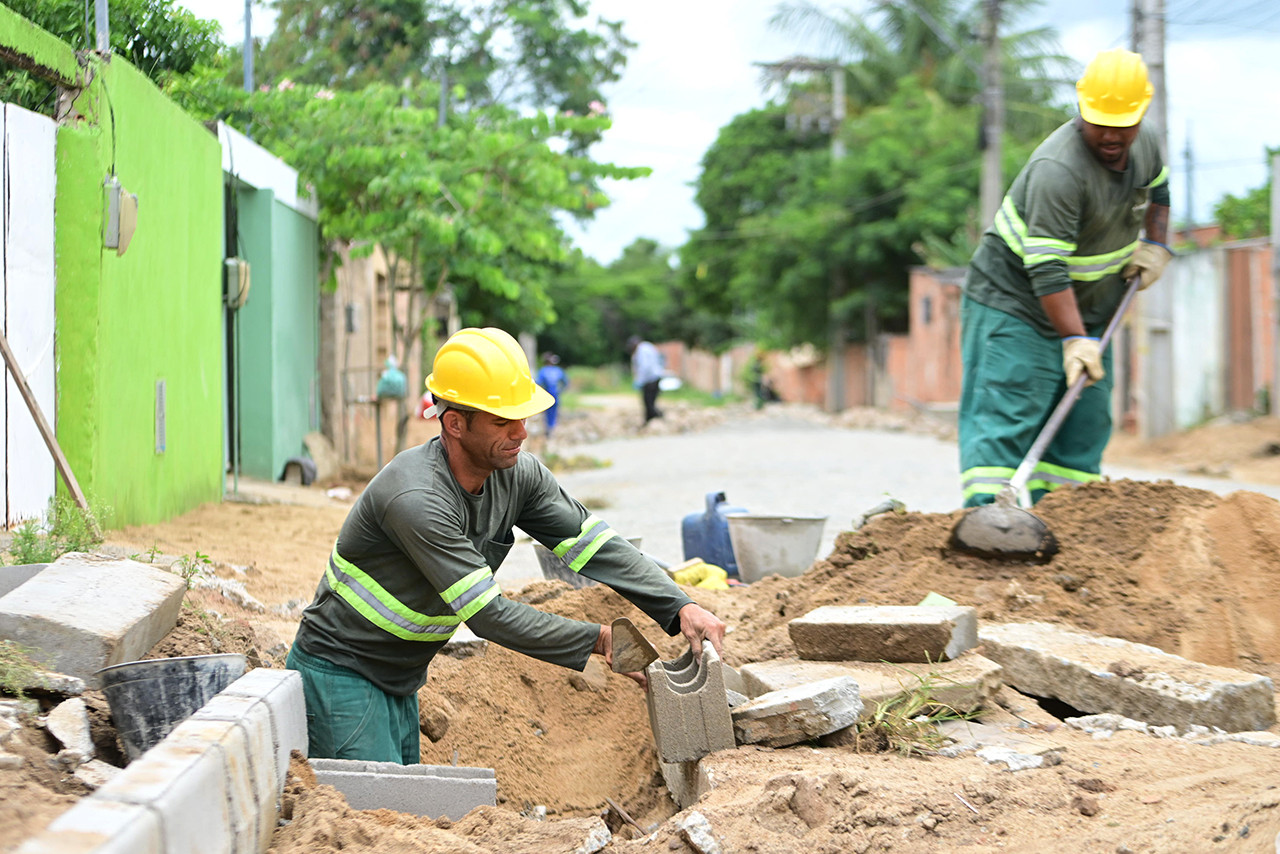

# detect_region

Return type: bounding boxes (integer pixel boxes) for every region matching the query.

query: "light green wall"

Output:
[233,188,319,480]
[55,56,224,525]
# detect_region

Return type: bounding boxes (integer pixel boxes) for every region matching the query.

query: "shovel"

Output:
[949,275,1142,562]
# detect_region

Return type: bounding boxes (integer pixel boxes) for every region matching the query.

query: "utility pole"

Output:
[1183,121,1193,230]
[1131,0,1173,438]
[979,0,1004,228]
[243,0,254,92]
[1271,150,1280,414]
[1131,0,1168,157]
[94,0,109,52]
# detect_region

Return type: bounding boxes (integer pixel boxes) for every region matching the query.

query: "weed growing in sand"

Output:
[541,452,611,474]
[0,640,44,700]
[5,495,105,564]
[854,667,978,757]
[129,542,162,563]
[173,550,214,589]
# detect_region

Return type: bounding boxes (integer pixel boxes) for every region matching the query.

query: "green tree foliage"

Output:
[0,0,223,113]
[256,0,631,121]
[1213,151,1276,240]
[682,0,1070,351]
[172,75,645,344]
[541,239,682,366]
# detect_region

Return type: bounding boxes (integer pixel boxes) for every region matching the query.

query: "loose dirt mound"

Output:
[263,478,1280,853]
[9,472,1280,852]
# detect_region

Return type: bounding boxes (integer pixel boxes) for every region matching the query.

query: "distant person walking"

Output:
[626,336,664,425]
[535,352,568,439]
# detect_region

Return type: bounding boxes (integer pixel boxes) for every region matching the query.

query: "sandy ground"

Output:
[6,405,1280,852]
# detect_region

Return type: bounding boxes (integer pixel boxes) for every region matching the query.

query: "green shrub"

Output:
[5,495,106,565]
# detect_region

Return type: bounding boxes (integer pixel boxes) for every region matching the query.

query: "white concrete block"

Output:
[309,759,496,820]
[166,718,262,854]
[223,668,308,782]
[14,798,162,854]
[93,740,233,854]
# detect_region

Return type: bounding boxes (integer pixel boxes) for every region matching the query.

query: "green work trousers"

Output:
[286,646,421,764]
[958,296,1112,507]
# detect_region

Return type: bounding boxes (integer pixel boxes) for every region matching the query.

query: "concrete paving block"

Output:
[788,605,978,663]
[0,554,185,685]
[645,642,736,764]
[223,668,308,783]
[309,758,496,820]
[168,716,272,853]
[979,621,1277,732]
[739,653,1003,716]
[13,798,162,854]
[92,739,233,854]
[731,676,863,747]
[0,563,46,599]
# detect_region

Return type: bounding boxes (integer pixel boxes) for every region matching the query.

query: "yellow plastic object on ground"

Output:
[670,559,730,590]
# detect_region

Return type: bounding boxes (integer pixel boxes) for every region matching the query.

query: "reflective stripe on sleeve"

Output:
[552,515,619,573]
[326,547,497,641]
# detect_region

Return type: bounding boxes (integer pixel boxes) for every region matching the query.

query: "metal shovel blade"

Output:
[610,618,660,673]
[948,497,1060,563]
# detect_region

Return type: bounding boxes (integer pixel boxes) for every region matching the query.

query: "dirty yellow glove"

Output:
[1062,336,1104,388]
[1122,239,1173,290]
[671,560,730,590]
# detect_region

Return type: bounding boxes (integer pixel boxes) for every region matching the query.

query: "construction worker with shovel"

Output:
[287,327,725,763]
[958,48,1172,510]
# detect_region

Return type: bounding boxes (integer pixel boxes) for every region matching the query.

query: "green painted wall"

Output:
[233,188,319,481]
[55,55,224,525]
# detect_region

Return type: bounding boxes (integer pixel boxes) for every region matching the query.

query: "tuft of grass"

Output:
[853,665,979,757]
[6,495,107,565]
[0,640,45,700]
[541,452,611,474]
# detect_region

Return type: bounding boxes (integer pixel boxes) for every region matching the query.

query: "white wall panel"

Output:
[3,103,57,526]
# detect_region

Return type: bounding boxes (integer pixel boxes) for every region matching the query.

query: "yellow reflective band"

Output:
[1144,166,1170,189]
[327,547,461,642]
[553,515,618,573]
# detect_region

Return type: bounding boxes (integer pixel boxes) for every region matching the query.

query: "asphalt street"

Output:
[495,411,1280,586]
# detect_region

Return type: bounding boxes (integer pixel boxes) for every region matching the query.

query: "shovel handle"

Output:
[1004,275,1143,506]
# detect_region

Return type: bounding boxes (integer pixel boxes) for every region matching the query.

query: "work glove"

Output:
[1062,336,1104,388]
[1122,239,1174,290]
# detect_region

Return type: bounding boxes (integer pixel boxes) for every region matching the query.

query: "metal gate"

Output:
[2,103,57,526]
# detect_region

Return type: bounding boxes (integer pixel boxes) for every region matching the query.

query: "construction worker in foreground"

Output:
[287,327,726,763]
[958,48,1172,507]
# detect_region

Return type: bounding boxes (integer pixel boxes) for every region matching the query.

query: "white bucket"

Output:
[726,514,828,584]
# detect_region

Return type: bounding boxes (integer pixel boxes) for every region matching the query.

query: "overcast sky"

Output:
[182,1,1280,264]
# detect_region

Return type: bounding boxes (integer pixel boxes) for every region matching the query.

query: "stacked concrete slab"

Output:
[979,621,1277,732]
[0,554,185,686]
[15,667,307,854]
[788,605,978,662]
[311,759,496,820]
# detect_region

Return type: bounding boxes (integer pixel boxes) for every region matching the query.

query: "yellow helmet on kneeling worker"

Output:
[426,327,554,420]
[1076,48,1153,128]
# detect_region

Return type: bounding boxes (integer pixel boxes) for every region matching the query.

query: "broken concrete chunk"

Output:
[73,758,122,788]
[44,698,94,763]
[979,622,1276,733]
[731,676,863,748]
[0,553,185,685]
[740,654,1001,717]
[676,810,723,854]
[788,605,978,663]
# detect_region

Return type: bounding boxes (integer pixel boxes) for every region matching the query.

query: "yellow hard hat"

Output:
[1076,48,1152,128]
[425,327,554,420]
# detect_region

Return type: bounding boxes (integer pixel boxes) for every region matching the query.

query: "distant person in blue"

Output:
[534,352,568,439]
[626,335,665,426]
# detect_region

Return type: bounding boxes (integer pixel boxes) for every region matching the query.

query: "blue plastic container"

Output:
[681,491,748,577]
